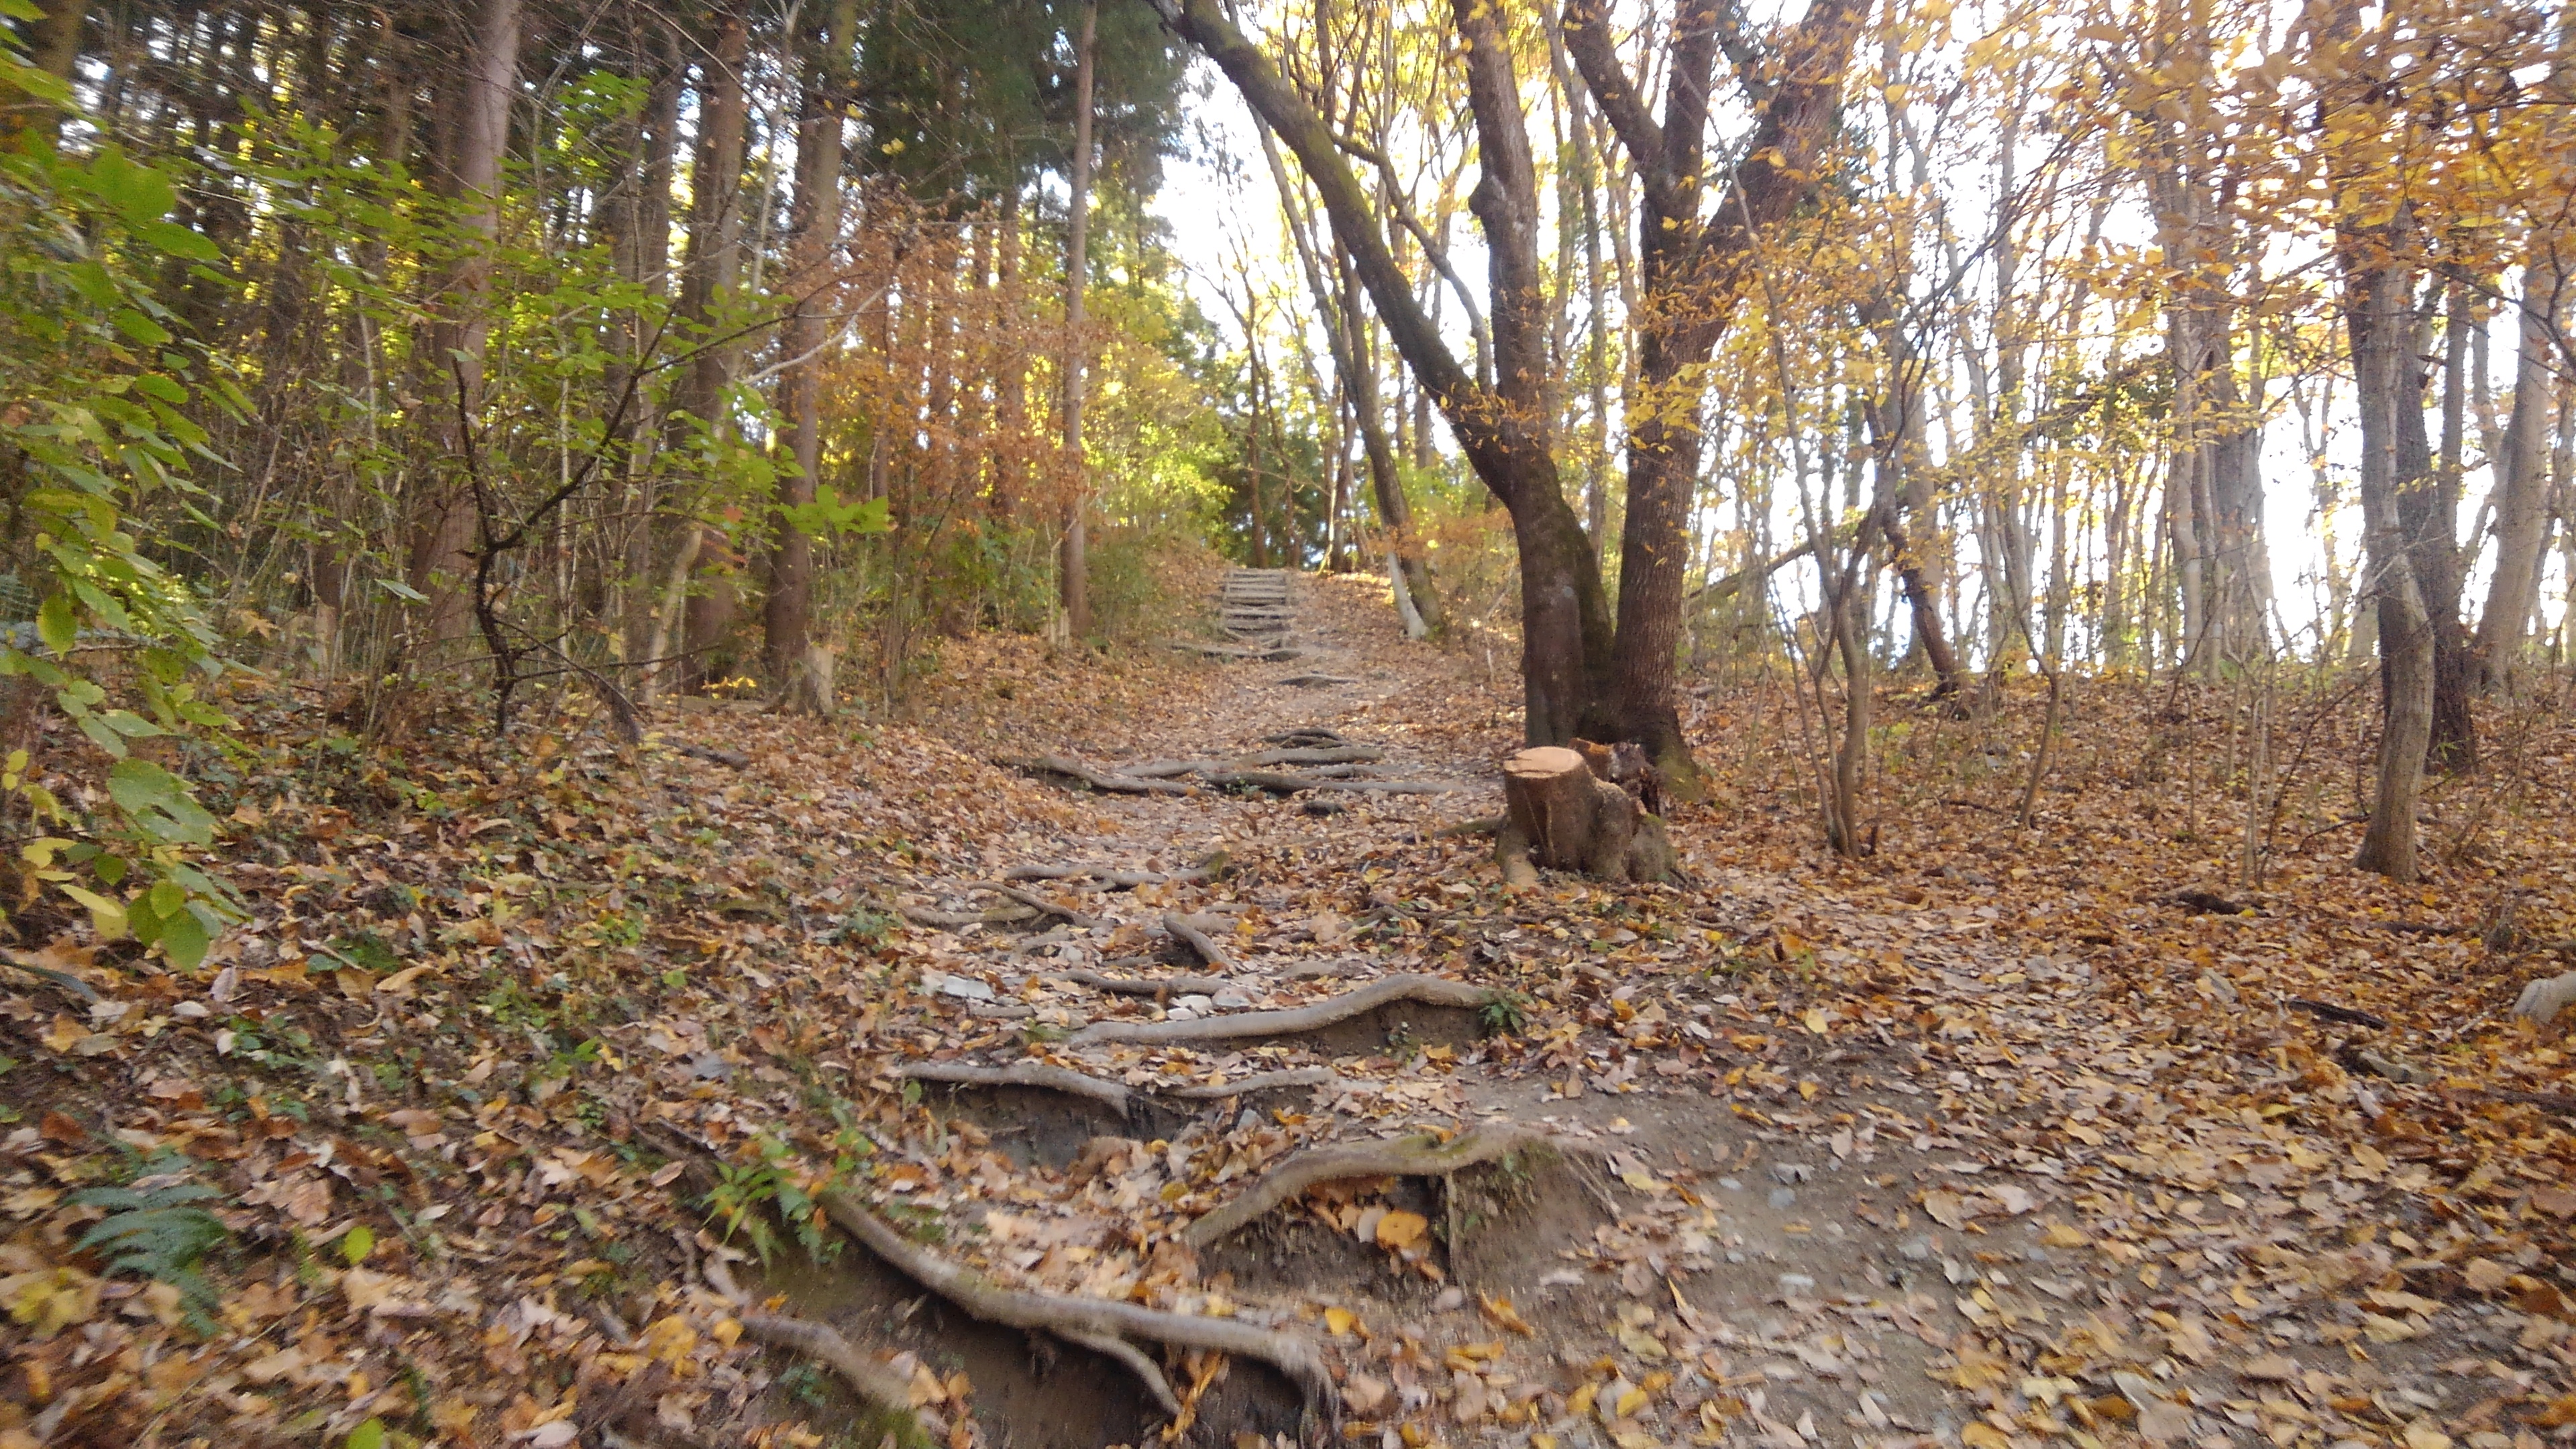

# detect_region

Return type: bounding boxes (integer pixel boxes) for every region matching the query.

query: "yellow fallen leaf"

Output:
[1962,1425,2011,1449]
[1323,1307,1357,1337]
[1801,1007,1831,1035]
[2042,1222,2089,1248]
[1614,1386,1648,1418]
[2402,1424,2453,1449]
[1375,1210,1428,1251]
[2361,1312,2420,1343]
[1479,1291,1534,1336]
[2463,1258,2512,1293]
[1566,1382,1599,1417]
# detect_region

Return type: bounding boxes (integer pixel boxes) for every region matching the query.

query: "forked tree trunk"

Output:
[1497,747,1673,884]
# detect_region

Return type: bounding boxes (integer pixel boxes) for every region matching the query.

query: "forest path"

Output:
[799,575,2543,1449]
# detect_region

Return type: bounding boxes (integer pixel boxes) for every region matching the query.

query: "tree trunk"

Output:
[2398,292,2476,773]
[664,2,752,696]
[1156,0,1610,745]
[405,0,522,656]
[2347,248,2434,881]
[764,0,855,713]
[1498,747,1672,883]
[1564,0,1867,786]
[1058,1,1097,640]
[2475,259,2561,692]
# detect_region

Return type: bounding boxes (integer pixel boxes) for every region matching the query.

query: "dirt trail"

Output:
[769,574,2563,1449]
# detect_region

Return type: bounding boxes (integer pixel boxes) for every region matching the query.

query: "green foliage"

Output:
[1477,990,1530,1036]
[0,46,240,966]
[68,1155,231,1325]
[701,1132,867,1265]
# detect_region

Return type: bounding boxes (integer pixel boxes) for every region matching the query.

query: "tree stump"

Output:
[1497,746,1673,884]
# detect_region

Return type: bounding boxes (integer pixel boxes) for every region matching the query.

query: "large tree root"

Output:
[1057,968,1232,998]
[896,1061,1131,1113]
[1000,755,1191,795]
[1162,912,1238,970]
[1203,770,1457,795]
[981,883,1097,928]
[1067,973,1490,1048]
[900,904,1040,929]
[1167,1067,1341,1100]
[739,1312,921,1432]
[1182,1124,1565,1250]
[820,1192,1334,1412]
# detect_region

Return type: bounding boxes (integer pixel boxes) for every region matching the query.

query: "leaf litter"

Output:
[3,572,2572,1449]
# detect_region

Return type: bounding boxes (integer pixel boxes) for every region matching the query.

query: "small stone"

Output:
[1175,994,1214,1014]
[1769,1161,1813,1185]
[1768,1187,1797,1210]
[688,1052,734,1081]
[1433,1286,1467,1312]
[1718,1177,1745,1191]
[1211,989,1253,1010]
[1236,1109,1263,1133]
[1778,1273,1817,1296]
[1898,1236,1935,1262]
[928,971,996,1003]
[1726,1251,1746,1264]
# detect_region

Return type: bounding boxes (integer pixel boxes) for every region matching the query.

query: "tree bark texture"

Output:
[764,0,856,712]
[405,0,523,655]
[1059,1,1097,639]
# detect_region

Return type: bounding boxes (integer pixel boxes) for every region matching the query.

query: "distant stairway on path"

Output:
[1177,568,1301,662]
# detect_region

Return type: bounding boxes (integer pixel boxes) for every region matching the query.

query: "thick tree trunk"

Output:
[405,0,522,655]
[1566,0,1866,788]
[1498,747,1672,883]
[1059,1,1096,639]
[763,0,855,713]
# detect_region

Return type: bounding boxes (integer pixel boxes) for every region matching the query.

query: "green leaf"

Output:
[139,220,221,263]
[83,149,176,225]
[156,905,209,971]
[111,309,174,346]
[36,594,74,654]
[106,758,215,845]
[340,1224,374,1265]
[346,1419,386,1449]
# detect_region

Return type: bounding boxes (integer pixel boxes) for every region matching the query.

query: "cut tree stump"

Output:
[1498,746,1673,883]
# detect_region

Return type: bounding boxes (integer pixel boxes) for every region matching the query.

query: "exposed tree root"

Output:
[1057,969,1232,998]
[1161,912,1238,971]
[1201,770,1458,795]
[1167,1067,1341,1099]
[820,1193,1335,1412]
[1067,973,1489,1048]
[1004,863,1200,889]
[981,883,1097,928]
[899,904,1040,929]
[1057,1330,1181,1416]
[738,1312,921,1431]
[1183,1124,1567,1249]
[1001,755,1191,795]
[896,1061,1131,1113]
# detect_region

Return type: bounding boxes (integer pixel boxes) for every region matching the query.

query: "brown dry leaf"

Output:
[2239,1353,2297,1381]
[1922,1190,1968,1229]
